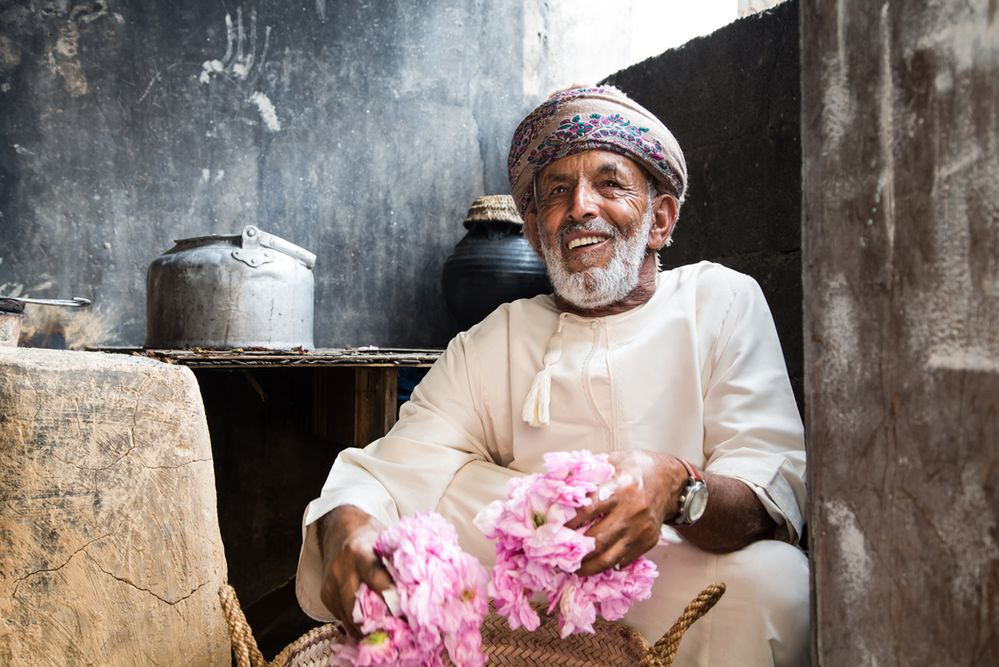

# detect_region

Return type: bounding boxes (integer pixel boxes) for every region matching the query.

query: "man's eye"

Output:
[602,180,622,189]
[549,185,567,196]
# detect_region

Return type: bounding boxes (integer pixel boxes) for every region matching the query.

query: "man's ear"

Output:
[647,194,679,251]
[523,208,543,255]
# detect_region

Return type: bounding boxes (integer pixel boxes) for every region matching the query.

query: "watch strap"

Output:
[678,458,703,483]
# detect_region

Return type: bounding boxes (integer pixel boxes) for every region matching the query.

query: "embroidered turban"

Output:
[507,85,687,219]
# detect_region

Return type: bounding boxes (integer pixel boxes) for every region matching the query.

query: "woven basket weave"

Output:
[220,582,725,667]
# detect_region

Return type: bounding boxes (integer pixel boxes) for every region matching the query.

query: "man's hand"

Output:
[317,505,394,637]
[566,450,686,576]
[566,450,779,576]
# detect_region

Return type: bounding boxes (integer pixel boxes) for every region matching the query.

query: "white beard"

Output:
[540,205,654,310]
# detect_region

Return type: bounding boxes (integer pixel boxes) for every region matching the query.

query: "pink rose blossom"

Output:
[332,512,488,667]
[475,450,659,638]
[524,524,594,572]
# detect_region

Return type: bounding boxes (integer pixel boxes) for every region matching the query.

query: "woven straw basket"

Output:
[220,582,725,667]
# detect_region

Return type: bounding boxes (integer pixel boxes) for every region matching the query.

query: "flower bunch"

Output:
[333,512,489,667]
[474,450,659,637]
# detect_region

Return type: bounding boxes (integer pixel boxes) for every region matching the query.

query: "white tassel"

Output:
[521,367,552,427]
[521,318,564,428]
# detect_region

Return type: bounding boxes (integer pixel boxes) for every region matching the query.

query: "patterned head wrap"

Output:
[507,85,687,219]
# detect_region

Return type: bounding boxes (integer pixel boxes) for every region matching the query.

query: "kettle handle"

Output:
[241,226,317,269]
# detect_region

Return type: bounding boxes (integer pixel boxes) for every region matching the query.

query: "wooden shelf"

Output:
[92,346,442,369]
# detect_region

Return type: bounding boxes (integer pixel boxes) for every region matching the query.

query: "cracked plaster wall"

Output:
[0,347,228,665]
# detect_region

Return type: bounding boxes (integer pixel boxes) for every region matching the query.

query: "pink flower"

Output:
[475,450,660,637]
[554,580,598,636]
[524,523,594,572]
[333,512,489,667]
[489,553,541,631]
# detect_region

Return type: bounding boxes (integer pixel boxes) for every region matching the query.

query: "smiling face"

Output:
[523,150,678,314]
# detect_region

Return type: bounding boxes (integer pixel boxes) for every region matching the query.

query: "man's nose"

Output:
[567,182,599,221]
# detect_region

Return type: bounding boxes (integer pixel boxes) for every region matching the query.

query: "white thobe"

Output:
[296,261,810,666]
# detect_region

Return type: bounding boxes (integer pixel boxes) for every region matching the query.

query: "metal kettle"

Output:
[145,225,316,350]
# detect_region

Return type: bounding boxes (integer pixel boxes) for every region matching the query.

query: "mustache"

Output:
[554,219,618,247]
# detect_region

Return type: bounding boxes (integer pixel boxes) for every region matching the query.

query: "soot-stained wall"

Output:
[0,0,527,348]
[605,0,803,411]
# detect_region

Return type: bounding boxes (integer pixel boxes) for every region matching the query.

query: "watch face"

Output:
[687,483,708,522]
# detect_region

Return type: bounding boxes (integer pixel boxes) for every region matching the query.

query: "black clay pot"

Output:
[443,195,551,330]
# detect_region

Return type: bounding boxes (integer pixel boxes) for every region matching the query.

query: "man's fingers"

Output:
[321,553,396,640]
[336,581,362,637]
[340,606,361,637]
[616,539,653,570]
[321,563,363,637]
[565,508,589,530]
[566,498,614,530]
[362,558,394,593]
[326,586,356,637]
[575,506,662,576]
[576,512,627,573]
[577,537,630,576]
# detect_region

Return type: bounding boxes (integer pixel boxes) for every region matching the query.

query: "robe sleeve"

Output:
[701,273,807,544]
[295,330,495,621]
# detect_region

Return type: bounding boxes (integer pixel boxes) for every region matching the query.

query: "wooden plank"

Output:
[311,367,357,446]
[92,347,443,369]
[311,367,399,448]
[353,367,398,447]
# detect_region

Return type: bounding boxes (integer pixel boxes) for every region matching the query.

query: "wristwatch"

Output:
[672,459,708,525]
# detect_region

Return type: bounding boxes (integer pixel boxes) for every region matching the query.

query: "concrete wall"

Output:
[0,0,726,350]
[606,0,803,411]
[802,1,999,663]
[0,0,532,348]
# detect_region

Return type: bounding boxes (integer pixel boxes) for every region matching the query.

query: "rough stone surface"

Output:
[802,0,999,663]
[0,348,229,666]
[605,1,803,411]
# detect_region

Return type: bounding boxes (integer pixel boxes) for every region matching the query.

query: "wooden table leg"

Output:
[311,367,399,447]
[353,367,398,447]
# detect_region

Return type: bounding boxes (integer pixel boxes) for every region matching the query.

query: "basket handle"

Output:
[219,584,269,667]
[645,582,726,666]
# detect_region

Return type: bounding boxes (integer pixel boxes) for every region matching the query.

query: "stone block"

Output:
[0,348,229,666]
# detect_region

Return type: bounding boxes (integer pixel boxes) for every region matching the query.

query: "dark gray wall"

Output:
[605,0,803,411]
[0,0,528,348]
[802,0,999,664]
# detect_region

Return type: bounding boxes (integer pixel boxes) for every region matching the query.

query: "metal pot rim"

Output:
[169,233,241,246]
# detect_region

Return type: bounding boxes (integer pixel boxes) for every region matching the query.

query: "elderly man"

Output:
[296,86,809,666]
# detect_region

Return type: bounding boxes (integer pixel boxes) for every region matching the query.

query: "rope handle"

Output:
[645,582,727,667]
[219,584,268,667]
